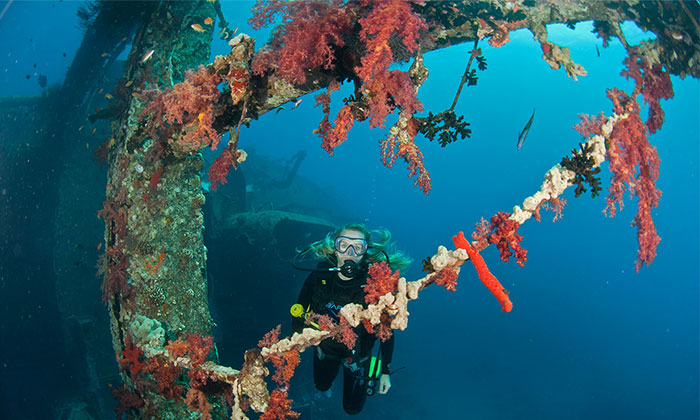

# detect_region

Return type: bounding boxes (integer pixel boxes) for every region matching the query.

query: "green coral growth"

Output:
[560,142,602,198]
[417,111,471,147]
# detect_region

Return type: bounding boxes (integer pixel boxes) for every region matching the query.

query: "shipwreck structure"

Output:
[0,1,697,418]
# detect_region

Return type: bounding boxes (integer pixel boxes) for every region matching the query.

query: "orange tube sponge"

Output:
[453,231,513,312]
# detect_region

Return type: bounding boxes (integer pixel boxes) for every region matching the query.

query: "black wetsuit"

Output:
[292,260,394,415]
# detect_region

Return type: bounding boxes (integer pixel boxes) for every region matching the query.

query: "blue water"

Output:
[0,1,698,419]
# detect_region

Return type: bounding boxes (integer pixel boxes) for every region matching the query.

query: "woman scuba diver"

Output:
[291,223,411,415]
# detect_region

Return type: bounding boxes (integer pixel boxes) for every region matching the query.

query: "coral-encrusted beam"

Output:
[453,231,513,312]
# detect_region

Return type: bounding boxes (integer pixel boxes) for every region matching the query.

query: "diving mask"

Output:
[334,236,368,256]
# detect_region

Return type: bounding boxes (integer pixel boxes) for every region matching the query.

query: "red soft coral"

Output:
[574,111,607,138]
[119,338,146,377]
[317,104,356,154]
[184,333,214,366]
[165,337,190,359]
[471,217,491,252]
[314,81,358,153]
[260,390,299,420]
[399,126,431,193]
[432,265,459,292]
[364,261,400,304]
[112,385,144,419]
[164,334,214,367]
[356,0,426,127]
[269,350,300,387]
[207,144,244,191]
[357,0,425,80]
[487,212,528,267]
[337,318,358,349]
[374,312,394,342]
[378,116,431,193]
[533,197,567,222]
[100,245,130,304]
[149,360,185,401]
[185,388,213,420]
[258,324,282,348]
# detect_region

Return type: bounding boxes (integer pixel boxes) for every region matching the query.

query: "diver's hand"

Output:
[378,374,391,394]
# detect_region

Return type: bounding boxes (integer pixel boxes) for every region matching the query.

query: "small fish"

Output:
[191,23,206,33]
[206,0,216,3]
[595,45,600,57]
[101,52,109,57]
[139,49,155,63]
[78,125,84,132]
[37,74,47,88]
[666,29,684,41]
[291,99,303,110]
[25,74,30,79]
[32,63,36,68]
[96,243,102,251]
[125,80,133,87]
[204,17,213,25]
[98,88,103,93]
[62,52,66,57]
[105,93,113,99]
[517,108,535,150]
[275,107,285,113]
[91,128,97,135]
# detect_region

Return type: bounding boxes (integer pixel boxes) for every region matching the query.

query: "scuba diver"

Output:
[291,223,411,415]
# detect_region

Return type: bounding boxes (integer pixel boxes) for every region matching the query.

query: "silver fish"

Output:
[517,108,535,150]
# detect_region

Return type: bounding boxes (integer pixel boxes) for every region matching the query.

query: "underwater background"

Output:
[0,1,698,419]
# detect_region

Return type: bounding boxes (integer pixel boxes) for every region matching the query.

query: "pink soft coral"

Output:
[207,144,244,191]
[249,0,354,84]
[355,0,426,127]
[139,66,222,154]
[621,50,674,133]
[605,87,661,271]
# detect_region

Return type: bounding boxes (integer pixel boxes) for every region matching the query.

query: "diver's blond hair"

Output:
[303,223,412,271]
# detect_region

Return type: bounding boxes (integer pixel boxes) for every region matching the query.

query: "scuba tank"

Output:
[365,352,383,396]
